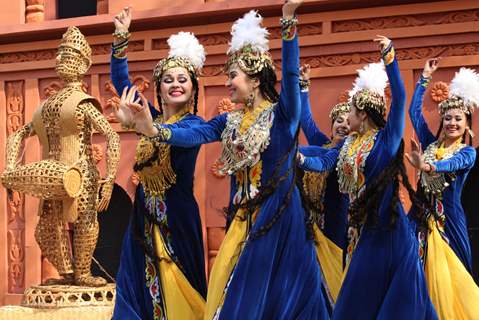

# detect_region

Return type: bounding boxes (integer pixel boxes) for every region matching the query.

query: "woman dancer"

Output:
[110,7,207,319]
[120,1,332,319]
[407,58,479,319]
[315,36,438,319]
[296,64,350,304]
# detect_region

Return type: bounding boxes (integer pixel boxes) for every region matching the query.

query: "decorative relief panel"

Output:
[152,23,322,50]
[5,81,26,294]
[332,9,479,33]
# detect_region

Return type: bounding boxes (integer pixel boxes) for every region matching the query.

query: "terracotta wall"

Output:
[1,0,479,305]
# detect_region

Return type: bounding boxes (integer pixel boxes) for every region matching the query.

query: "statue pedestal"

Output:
[0,284,115,320]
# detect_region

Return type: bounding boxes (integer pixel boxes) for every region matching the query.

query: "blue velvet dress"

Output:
[329,49,438,319]
[154,33,330,319]
[408,75,476,272]
[110,54,207,319]
[299,90,349,250]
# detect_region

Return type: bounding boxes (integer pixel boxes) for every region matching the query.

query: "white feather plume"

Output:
[349,62,388,99]
[167,31,206,70]
[449,67,479,108]
[228,10,269,55]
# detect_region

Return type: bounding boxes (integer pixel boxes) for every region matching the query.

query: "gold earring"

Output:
[466,127,475,138]
[245,91,255,109]
[359,120,365,134]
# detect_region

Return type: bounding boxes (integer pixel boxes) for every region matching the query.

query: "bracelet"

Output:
[420,75,432,87]
[112,39,129,58]
[381,44,395,66]
[148,123,172,142]
[112,30,131,41]
[280,16,298,41]
[299,79,311,91]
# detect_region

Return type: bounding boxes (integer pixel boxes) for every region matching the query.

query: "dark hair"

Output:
[224,127,299,240]
[295,168,319,241]
[250,65,280,104]
[364,107,386,129]
[435,112,473,146]
[155,71,199,115]
[348,140,428,229]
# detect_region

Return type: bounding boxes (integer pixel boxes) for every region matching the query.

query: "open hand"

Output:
[374,35,391,52]
[114,6,132,34]
[282,0,304,19]
[422,58,440,78]
[299,64,311,81]
[120,86,156,136]
[405,139,427,171]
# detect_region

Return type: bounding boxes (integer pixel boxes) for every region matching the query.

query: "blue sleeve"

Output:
[110,53,160,118]
[299,148,340,172]
[382,47,406,157]
[433,146,476,173]
[300,91,330,146]
[299,145,329,157]
[278,33,301,137]
[408,76,436,148]
[158,114,227,148]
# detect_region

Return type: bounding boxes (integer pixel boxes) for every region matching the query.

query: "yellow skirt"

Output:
[425,218,479,320]
[152,225,205,320]
[313,224,343,303]
[204,209,249,320]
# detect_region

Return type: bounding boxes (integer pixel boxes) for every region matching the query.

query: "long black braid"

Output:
[223,127,300,241]
[295,168,318,241]
[251,65,280,104]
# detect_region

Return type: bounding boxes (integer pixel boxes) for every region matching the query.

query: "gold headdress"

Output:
[329,102,351,121]
[59,26,92,66]
[438,67,479,116]
[153,32,206,82]
[225,10,274,75]
[349,62,388,117]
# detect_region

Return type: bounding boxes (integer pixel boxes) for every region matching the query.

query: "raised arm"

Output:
[110,7,159,119]
[83,102,120,211]
[278,1,301,136]
[298,147,340,172]
[300,91,330,146]
[408,58,439,148]
[5,123,35,170]
[408,76,435,148]
[381,40,406,156]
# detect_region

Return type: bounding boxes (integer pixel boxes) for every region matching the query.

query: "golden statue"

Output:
[1,26,120,287]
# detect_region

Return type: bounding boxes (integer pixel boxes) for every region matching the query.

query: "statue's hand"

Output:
[97,181,113,212]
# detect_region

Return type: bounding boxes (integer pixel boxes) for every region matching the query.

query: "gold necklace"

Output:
[337,129,378,198]
[420,139,465,194]
[135,107,189,198]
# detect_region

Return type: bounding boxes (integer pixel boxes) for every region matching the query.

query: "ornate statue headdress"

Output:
[153,32,206,82]
[349,62,388,117]
[329,102,351,122]
[225,10,274,75]
[59,26,92,67]
[438,67,479,116]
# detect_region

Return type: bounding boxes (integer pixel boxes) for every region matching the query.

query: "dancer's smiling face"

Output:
[226,64,258,105]
[159,67,194,108]
[332,112,350,141]
[442,108,468,142]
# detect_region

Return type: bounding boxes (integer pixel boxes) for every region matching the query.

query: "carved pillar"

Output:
[25,0,45,23]
[5,81,26,294]
[97,0,108,14]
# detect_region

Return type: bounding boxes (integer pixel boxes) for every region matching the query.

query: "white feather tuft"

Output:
[228,10,269,54]
[349,62,388,99]
[449,67,479,108]
[167,31,206,70]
